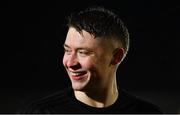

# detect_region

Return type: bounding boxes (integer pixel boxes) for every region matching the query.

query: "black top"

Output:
[21,87,163,114]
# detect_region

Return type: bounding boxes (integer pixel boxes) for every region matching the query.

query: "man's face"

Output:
[63,27,115,92]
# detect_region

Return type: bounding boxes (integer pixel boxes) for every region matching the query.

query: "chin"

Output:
[70,74,91,91]
[71,83,86,91]
[71,80,92,92]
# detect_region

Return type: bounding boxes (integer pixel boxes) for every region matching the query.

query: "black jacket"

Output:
[21,87,163,114]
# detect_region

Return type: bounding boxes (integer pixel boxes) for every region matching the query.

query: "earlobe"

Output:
[111,48,124,65]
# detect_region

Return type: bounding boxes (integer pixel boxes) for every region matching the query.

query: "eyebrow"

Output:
[63,44,93,51]
[63,44,70,48]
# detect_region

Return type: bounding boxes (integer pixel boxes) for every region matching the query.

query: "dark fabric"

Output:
[21,87,163,114]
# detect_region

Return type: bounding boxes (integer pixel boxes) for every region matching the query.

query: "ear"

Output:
[111,48,124,65]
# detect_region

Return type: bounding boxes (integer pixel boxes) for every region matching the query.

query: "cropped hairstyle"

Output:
[67,6,130,58]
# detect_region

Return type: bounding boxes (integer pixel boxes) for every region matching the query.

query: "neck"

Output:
[74,76,119,108]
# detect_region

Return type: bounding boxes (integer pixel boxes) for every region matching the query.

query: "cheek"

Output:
[93,56,111,73]
[79,57,95,69]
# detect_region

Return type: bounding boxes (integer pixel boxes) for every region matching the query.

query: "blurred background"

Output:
[4,0,180,113]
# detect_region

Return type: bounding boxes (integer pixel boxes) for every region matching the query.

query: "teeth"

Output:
[70,72,82,76]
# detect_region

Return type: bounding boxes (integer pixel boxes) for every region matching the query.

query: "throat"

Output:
[74,89,119,108]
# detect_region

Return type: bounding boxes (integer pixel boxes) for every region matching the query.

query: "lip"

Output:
[71,75,84,80]
[68,71,87,80]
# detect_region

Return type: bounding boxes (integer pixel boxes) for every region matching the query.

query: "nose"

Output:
[65,53,81,70]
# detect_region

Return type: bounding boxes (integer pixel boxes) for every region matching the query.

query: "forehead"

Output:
[65,27,110,49]
[66,28,94,44]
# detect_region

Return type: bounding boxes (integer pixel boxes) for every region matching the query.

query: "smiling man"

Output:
[63,27,121,108]
[22,6,163,113]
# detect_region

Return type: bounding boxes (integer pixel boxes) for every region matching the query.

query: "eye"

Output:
[79,51,87,54]
[78,50,92,56]
[64,49,71,55]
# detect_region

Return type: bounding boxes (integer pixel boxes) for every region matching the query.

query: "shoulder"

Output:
[20,87,72,113]
[118,90,163,114]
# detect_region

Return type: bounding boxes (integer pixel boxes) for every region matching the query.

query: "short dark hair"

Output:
[67,6,129,54]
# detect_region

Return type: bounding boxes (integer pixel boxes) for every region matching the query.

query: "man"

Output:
[22,6,162,113]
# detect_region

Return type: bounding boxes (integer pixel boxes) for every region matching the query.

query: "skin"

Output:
[63,27,124,108]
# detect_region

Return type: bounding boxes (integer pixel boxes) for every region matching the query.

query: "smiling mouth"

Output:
[69,71,87,80]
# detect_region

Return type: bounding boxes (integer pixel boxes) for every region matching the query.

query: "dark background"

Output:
[4,0,180,113]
